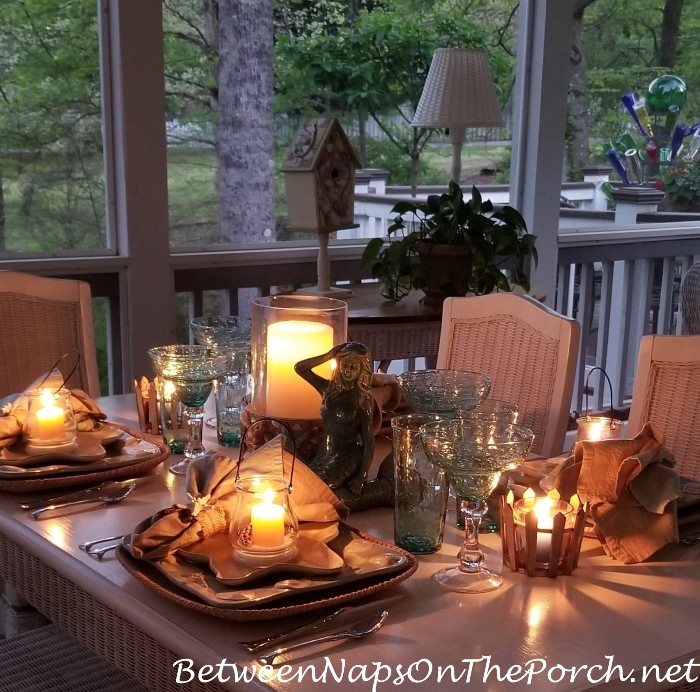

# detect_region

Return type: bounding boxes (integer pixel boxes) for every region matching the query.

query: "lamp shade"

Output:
[412,48,503,128]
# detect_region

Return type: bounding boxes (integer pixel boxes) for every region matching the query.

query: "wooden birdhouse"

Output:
[282,117,360,234]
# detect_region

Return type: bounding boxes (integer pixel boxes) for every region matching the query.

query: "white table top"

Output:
[1,394,700,692]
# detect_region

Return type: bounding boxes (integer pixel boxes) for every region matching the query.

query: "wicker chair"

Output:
[0,623,148,692]
[0,273,117,686]
[627,334,700,480]
[0,271,100,399]
[437,293,581,457]
[680,262,700,335]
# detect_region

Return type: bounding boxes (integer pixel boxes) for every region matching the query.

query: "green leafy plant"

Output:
[361,181,538,303]
[660,161,700,210]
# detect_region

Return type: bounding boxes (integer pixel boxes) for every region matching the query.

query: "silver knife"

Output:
[18,476,152,511]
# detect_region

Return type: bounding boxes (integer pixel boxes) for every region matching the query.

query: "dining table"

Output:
[1,394,700,692]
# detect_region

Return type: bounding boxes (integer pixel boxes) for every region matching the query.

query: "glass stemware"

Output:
[396,369,492,417]
[455,399,520,533]
[147,344,229,475]
[420,418,534,593]
[190,316,251,440]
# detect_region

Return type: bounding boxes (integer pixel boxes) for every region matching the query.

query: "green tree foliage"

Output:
[0,0,103,250]
[275,7,502,185]
[579,0,697,166]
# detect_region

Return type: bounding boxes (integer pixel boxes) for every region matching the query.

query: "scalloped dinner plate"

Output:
[124,524,409,609]
[0,428,160,478]
[178,533,345,585]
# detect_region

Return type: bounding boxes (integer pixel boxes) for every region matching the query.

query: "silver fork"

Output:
[257,610,388,666]
[79,534,127,560]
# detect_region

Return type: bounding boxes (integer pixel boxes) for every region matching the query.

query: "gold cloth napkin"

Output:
[129,435,348,560]
[0,376,107,449]
[370,373,401,430]
[548,423,680,564]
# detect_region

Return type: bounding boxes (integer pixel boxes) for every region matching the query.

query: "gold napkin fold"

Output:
[370,372,402,433]
[0,384,107,449]
[548,423,681,564]
[129,435,348,561]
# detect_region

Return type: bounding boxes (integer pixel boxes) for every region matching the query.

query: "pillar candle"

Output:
[265,320,333,419]
[35,390,66,440]
[250,501,285,548]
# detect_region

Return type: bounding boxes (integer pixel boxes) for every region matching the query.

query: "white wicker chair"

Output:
[680,262,700,335]
[0,273,114,688]
[0,271,100,399]
[627,334,700,480]
[437,293,581,457]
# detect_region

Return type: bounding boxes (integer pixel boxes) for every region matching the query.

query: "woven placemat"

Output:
[116,527,418,621]
[0,423,169,494]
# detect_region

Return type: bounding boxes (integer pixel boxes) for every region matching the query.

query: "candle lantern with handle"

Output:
[25,387,78,451]
[576,367,624,442]
[230,476,299,565]
[229,419,299,566]
[500,488,587,577]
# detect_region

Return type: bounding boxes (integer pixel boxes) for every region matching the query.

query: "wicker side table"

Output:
[346,284,441,371]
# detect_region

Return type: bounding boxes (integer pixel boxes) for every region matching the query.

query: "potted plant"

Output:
[658,161,700,212]
[361,180,538,305]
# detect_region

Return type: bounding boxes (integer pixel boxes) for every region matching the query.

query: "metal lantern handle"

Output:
[235,417,297,491]
[583,366,616,428]
[37,349,81,393]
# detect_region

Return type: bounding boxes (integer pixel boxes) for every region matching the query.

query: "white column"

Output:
[103,0,177,391]
[510,0,574,307]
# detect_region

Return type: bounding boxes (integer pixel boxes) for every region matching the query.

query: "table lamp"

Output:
[412,48,503,185]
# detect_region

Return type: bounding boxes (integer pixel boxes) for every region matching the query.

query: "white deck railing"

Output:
[347,175,700,412]
[2,178,698,416]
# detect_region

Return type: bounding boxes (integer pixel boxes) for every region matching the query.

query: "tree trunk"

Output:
[216,0,275,244]
[0,161,5,251]
[658,0,685,68]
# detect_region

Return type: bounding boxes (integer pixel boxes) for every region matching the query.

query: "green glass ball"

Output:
[647,75,687,115]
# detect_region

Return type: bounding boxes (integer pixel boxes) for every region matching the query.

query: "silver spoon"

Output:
[29,483,136,520]
[257,610,388,666]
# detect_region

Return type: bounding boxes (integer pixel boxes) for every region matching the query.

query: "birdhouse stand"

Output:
[282,117,360,296]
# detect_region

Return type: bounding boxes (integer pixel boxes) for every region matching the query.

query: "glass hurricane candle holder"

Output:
[24,387,78,452]
[250,295,347,421]
[229,475,299,566]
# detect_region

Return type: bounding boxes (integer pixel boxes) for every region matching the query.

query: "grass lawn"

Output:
[421,143,509,183]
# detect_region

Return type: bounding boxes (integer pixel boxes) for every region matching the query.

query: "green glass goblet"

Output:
[420,418,534,593]
[190,316,251,445]
[397,369,492,417]
[148,344,229,475]
[454,400,520,533]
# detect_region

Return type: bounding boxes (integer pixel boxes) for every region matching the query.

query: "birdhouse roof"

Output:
[282,117,360,173]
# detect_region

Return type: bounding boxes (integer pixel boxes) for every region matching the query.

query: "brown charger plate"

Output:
[116,525,418,621]
[0,423,169,493]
